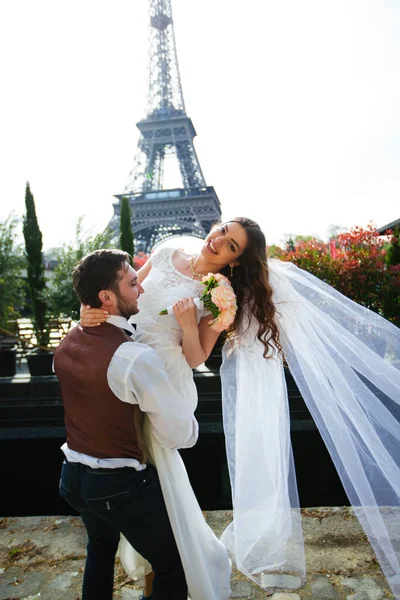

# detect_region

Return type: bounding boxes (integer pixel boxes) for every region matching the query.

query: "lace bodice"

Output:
[130,246,208,347]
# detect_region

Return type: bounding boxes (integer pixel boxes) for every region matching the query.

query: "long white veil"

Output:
[220,258,400,598]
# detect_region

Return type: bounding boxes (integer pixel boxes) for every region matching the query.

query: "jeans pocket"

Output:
[59,480,69,498]
[59,481,86,513]
[86,471,155,514]
[87,490,131,513]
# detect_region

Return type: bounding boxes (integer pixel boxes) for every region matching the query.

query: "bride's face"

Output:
[200,221,248,269]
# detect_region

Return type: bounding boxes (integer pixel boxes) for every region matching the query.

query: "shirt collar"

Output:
[106,315,136,337]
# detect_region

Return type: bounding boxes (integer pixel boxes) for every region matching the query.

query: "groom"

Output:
[54,249,198,600]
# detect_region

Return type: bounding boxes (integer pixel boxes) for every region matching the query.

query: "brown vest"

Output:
[54,323,145,461]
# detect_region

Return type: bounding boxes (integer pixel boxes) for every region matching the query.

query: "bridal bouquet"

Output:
[159,272,237,332]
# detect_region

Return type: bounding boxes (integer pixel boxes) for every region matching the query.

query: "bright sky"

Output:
[1,0,399,252]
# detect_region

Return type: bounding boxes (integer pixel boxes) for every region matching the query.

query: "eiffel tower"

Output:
[109,0,221,253]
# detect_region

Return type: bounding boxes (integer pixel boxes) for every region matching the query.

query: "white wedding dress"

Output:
[119,246,232,600]
[220,258,400,599]
[119,246,400,600]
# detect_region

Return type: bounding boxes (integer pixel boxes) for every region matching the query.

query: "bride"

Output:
[81,217,400,600]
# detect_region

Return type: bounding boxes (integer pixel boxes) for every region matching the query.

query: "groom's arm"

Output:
[108,342,199,450]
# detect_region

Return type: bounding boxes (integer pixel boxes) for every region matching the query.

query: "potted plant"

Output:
[0,333,18,377]
[25,346,54,376]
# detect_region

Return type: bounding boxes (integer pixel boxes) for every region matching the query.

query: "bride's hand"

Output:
[80,304,108,327]
[173,297,197,330]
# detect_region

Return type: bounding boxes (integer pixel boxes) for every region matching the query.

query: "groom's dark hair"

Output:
[72,249,131,308]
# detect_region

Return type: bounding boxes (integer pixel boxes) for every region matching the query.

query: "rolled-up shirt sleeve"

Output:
[107,342,199,449]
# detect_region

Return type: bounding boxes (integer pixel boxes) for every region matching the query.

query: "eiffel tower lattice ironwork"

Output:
[109,0,221,253]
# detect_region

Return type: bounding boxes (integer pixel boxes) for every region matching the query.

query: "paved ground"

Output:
[0,508,395,600]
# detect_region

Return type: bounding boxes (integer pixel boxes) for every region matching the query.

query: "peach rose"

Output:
[202,273,216,282]
[202,272,231,286]
[213,273,231,285]
[210,307,236,332]
[211,285,236,310]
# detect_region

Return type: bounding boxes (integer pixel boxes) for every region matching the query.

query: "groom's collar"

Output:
[106,315,136,337]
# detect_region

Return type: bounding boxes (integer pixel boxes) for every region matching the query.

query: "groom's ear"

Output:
[98,289,114,307]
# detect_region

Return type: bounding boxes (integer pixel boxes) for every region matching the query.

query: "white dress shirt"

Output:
[62,315,199,469]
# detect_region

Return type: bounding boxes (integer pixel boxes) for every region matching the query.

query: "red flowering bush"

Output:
[133,252,149,270]
[333,225,398,316]
[272,237,340,289]
[269,224,400,325]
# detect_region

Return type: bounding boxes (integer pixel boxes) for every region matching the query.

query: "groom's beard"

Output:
[116,294,139,320]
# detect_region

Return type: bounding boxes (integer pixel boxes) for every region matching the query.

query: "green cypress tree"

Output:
[386,228,400,267]
[286,237,295,252]
[23,182,49,346]
[383,228,400,326]
[120,196,134,260]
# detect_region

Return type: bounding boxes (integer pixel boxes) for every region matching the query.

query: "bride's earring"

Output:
[230,264,234,277]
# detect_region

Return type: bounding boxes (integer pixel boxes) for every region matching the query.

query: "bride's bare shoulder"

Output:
[172,248,191,266]
[172,248,191,275]
[176,249,191,260]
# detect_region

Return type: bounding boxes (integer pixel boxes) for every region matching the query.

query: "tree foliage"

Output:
[46,218,117,320]
[120,196,134,260]
[385,228,400,267]
[0,214,26,329]
[383,228,400,326]
[269,223,400,324]
[133,251,149,270]
[23,182,49,345]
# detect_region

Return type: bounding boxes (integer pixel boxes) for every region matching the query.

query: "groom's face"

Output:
[114,263,144,318]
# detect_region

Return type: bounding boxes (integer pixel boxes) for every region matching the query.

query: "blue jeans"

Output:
[59,460,187,600]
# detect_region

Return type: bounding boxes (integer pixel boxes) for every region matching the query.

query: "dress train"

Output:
[119,417,232,600]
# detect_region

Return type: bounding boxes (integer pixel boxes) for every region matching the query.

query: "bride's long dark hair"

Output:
[219,217,282,358]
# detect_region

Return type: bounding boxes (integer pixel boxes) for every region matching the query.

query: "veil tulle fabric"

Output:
[220,258,400,599]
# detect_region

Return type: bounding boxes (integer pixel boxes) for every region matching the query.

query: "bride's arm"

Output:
[80,304,108,326]
[80,258,153,325]
[174,299,220,368]
[197,316,221,361]
[136,258,152,283]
